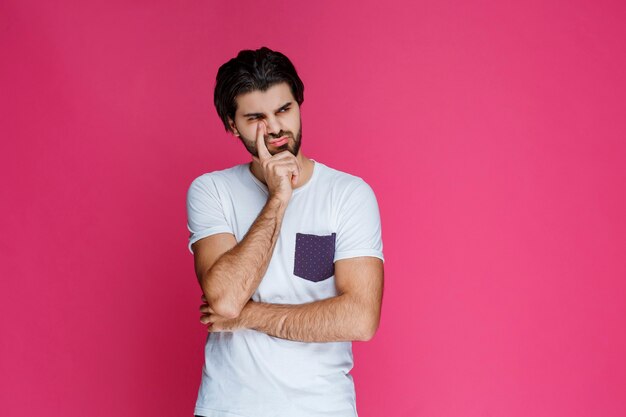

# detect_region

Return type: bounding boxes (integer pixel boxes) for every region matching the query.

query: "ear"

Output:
[227,117,240,136]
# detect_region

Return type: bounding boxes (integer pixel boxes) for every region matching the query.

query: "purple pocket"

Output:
[293,232,336,282]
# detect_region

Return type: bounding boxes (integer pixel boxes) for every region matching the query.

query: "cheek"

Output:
[236,123,256,140]
[287,114,301,131]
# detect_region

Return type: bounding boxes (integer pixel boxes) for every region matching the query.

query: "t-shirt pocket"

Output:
[293,232,336,282]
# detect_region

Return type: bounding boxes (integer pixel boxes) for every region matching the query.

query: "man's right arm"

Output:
[192,121,300,319]
[192,196,287,319]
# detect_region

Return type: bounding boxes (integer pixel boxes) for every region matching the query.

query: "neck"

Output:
[250,152,314,189]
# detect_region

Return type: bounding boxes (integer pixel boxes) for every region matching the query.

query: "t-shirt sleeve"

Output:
[334,179,385,263]
[186,175,233,254]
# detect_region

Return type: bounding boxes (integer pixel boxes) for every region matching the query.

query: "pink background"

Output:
[1,1,625,416]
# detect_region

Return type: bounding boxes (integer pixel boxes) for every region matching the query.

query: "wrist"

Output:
[268,193,290,207]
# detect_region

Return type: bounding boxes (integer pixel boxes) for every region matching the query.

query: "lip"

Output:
[268,136,289,146]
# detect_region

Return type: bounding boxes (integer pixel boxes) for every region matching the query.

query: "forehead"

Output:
[234,82,295,115]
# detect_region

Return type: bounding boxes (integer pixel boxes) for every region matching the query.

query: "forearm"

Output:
[242,295,378,343]
[202,197,287,317]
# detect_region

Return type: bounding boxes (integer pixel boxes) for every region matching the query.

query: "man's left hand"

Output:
[199,294,253,332]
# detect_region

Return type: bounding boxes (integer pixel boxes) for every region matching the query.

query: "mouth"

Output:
[268,136,289,146]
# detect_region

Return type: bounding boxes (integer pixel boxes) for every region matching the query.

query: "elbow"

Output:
[213,300,242,319]
[204,292,242,319]
[357,326,378,342]
[201,277,243,319]
[356,317,380,342]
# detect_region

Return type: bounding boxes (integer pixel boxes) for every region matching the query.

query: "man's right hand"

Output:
[252,122,301,203]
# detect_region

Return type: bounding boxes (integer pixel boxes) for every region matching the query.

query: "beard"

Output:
[238,124,303,158]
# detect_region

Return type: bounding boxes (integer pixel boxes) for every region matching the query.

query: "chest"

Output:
[223,186,340,301]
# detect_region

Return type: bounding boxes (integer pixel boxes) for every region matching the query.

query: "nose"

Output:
[264,116,281,137]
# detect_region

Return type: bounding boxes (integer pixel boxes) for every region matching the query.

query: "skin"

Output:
[229,85,302,159]
[193,82,384,342]
[227,82,314,190]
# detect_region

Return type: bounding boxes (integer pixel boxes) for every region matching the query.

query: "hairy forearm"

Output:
[242,295,378,343]
[202,197,287,317]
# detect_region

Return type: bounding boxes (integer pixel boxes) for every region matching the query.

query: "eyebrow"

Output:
[243,101,292,118]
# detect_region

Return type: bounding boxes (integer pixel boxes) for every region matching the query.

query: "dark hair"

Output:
[214,47,305,132]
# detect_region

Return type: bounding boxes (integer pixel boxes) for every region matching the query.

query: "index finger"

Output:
[255,122,272,161]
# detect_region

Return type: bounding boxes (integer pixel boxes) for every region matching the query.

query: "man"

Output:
[186,46,384,417]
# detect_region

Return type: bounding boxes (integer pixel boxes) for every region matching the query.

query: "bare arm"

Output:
[194,196,287,318]
[201,256,384,342]
[193,121,301,319]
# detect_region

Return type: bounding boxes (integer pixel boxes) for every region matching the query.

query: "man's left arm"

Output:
[200,179,384,342]
[201,256,384,342]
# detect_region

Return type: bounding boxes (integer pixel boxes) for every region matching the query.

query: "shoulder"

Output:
[315,161,376,198]
[188,164,247,192]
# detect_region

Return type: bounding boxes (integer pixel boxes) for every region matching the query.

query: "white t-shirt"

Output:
[186,159,384,417]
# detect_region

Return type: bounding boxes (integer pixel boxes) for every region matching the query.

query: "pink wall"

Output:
[2,1,625,416]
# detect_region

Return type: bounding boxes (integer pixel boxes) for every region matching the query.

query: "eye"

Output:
[278,107,290,113]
